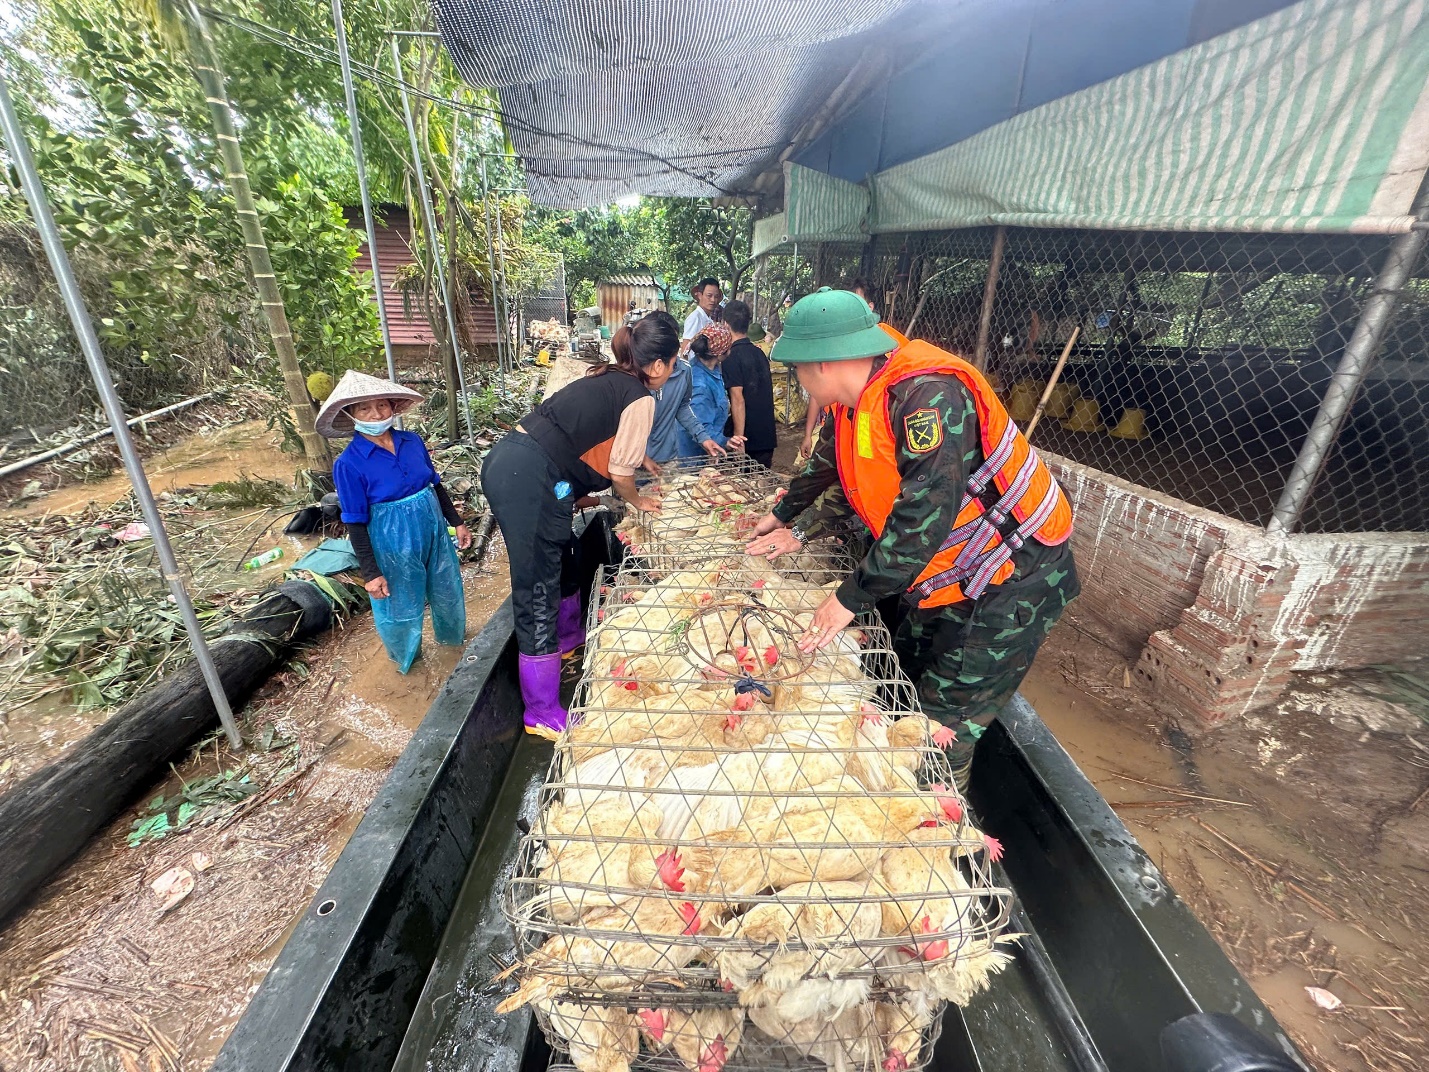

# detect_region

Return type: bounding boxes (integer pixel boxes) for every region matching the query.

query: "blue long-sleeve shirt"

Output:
[333,429,442,524]
[646,358,711,463]
[675,359,728,459]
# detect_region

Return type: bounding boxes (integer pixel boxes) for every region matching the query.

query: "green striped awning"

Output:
[752,163,870,256]
[869,0,1429,235]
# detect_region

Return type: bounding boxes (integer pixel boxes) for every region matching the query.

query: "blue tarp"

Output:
[795,0,1302,183]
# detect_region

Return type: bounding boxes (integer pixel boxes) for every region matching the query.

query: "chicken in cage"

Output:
[614,458,790,560]
[496,543,1016,1072]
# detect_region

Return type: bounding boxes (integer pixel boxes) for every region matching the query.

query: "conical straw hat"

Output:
[315,370,424,438]
[1108,406,1150,440]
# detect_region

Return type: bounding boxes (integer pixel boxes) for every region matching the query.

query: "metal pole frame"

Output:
[478,155,507,376]
[1267,180,1429,535]
[332,0,397,390]
[389,35,475,443]
[0,74,243,748]
[489,162,515,369]
[973,224,1006,372]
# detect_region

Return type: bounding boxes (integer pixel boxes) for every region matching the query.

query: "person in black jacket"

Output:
[481,317,675,736]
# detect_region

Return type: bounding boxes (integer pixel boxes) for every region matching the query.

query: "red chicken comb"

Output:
[763,644,779,667]
[678,902,701,935]
[931,725,958,748]
[882,1050,910,1072]
[983,834,1004,862]
[899,915,949,962]
[656,849,686,892]
[698,1036,729,1072]
[637,1008,666,1041]
[928,783,963,824]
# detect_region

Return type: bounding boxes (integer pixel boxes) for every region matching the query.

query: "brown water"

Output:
[2,420,302,519]
[1021,637,1429,1072]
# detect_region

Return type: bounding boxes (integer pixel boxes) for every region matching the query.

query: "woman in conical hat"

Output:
[317,370,469,673]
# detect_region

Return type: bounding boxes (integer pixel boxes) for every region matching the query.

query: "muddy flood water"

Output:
[0,419,1424,1071]
[0,419,516,1071]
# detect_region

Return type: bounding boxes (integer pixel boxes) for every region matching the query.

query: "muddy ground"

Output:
[0,419,1425,1071]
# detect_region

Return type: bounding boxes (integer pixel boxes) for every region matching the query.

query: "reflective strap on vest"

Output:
[916,441,1060,602]
[956,479,1064,599]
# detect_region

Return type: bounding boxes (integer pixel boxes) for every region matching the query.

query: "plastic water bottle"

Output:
[244,547,283,571]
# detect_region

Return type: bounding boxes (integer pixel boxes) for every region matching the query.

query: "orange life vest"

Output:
[833,340,1072,607]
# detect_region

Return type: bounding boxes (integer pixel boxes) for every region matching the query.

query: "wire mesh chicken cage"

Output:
[500,552,1017,1072]
[616,457,792,561]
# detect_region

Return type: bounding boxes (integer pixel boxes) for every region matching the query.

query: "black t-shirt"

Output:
[520,369,650,496]
[722,338,777,453]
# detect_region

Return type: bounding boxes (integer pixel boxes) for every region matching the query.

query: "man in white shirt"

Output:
[680,277,723,352]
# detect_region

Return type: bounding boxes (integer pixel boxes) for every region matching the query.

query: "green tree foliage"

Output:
[529,202,657,303]
[646,198,756,297]
[0,0,393,435]
[261,175,381,381]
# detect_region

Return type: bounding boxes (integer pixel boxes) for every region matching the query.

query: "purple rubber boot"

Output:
[557,593,586,656]
[518,652,568,739]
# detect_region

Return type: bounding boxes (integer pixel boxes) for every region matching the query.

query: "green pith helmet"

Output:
[770,287,896,364]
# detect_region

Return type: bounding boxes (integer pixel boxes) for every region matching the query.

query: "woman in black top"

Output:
[480,316,676,737]
[721,300,778,468]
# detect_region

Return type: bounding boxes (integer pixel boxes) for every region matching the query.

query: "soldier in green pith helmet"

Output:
[743,289,1079,791]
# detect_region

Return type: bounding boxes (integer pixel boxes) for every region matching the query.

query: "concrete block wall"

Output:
[1043,453,1429,724]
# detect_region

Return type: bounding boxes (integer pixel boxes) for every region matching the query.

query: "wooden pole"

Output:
[1024,326,1080,441]
[972,225,1006,372]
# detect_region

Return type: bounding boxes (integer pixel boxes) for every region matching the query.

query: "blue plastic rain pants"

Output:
[367,487,466,672]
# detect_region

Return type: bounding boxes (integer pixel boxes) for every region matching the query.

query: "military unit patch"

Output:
[903,408,943,453]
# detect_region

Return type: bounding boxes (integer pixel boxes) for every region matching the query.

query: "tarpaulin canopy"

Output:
[867,0,1429,234]
[432,0,950,208]
[750,164,869,257]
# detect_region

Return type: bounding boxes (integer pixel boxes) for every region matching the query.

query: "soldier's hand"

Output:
[746,527,802,561]
[797,593,857,652]
[740,512,783,539]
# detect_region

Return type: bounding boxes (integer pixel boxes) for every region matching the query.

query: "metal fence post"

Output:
[332,0,397,389]
[1267,181,1429,535]
[972,225,1006,371]
[478,155,507,375]
[0,74,243,748]
[390,36,474,443]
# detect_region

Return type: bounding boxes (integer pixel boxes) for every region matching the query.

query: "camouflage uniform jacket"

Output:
[771,370,1065,614]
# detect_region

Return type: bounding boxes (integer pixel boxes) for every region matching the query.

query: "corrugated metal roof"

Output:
[344,206,500,347]
[600,273,659,287]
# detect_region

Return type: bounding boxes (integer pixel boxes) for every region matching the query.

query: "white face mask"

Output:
[353,416,395,436]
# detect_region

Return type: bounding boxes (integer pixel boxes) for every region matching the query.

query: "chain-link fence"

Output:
[804,227,1429,535]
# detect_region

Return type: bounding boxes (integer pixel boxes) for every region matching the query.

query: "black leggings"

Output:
[480,432,580,656]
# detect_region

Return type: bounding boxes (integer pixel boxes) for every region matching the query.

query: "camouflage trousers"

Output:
[894,545,1079,759]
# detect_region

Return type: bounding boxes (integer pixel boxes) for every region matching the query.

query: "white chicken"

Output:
[542,998,641,1072]
[534,797,663,920]
[747,1002,878,1072]
[718,881,883,1023]
[637,1006,744,1072]
[496,894,724,1012]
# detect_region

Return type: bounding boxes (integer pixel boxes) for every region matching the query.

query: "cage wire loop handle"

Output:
[0,73,242,748]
